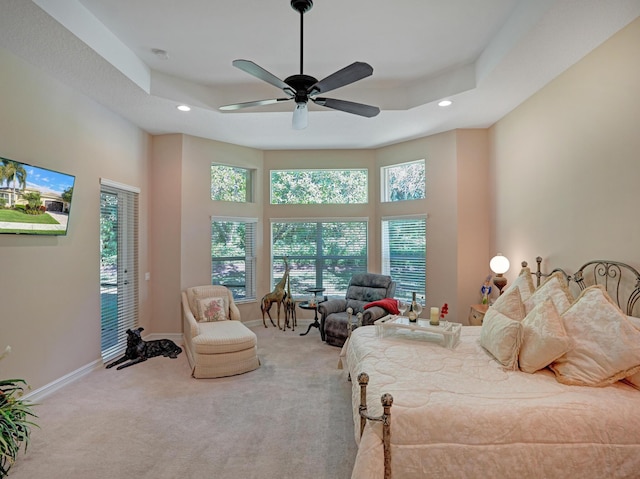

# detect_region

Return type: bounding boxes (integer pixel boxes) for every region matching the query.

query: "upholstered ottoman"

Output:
[181,285,260,379]
[191,321,259,378]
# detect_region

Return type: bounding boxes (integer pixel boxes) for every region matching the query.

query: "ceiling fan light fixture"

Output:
[292,102,308,130]
[219,0,379,127]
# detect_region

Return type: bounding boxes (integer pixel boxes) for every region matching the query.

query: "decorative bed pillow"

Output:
[524,271,573,315]
[480,308,523,370]
[502,266,535,303]
[519,298,571,374]
[549,285,640,387]
[623,315,640,390]
[196,296,228,322]
[490,286,525,321]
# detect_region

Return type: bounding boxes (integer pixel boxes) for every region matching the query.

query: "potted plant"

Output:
[0,346,37,478]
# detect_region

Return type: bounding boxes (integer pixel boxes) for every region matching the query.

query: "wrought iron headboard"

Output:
[522,256,640,317]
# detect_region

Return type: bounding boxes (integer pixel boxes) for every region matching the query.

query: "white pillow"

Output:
[196,296,228,322]
[480,308,523,370]
[524,271,574,315]
[502,266,535,303]
[623,315,640,389]
[519,298,571,374]
[550,285,640,387]
[490,286,525,321]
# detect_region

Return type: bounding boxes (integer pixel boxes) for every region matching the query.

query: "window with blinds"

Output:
[211,217,257,302]
[382,216,426,302]
[271,219,368,296]
[100,180,139,362]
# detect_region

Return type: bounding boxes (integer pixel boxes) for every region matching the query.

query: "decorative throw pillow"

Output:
[189,285,228,315]
[550,285,640,387]
[196,296,227,322]
[519,298,571,374]
[480,308,523,370]
[523,271,574,315]
[622,315,640,390]
[502,266,536,303]
[490,286,525,321]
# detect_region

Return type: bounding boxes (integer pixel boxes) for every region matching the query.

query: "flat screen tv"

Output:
[0,156,75,235]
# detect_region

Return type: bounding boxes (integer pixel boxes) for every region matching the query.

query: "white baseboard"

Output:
[24,333,185,402]
[24,359,103,402]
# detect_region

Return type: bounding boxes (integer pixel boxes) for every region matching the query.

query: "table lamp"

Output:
[490,253,510,295]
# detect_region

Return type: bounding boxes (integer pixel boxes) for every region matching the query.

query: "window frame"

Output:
[380,159,426,203]
[381,215,427,303]
[211,163,255,203]
[270,168,368,205]
[270,217,369,297]
[211,216,258,303]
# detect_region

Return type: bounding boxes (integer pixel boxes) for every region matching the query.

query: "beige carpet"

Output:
[10,323,357,479]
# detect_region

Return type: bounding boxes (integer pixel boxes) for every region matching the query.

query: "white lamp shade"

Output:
[490,254,510,274]
[292,102,308,130]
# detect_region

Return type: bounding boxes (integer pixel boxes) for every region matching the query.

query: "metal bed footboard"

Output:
[357,372,393,479]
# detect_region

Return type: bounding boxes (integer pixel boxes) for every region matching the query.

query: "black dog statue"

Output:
[106,327,182,370]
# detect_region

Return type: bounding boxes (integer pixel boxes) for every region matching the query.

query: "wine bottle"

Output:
[408,292,421,322]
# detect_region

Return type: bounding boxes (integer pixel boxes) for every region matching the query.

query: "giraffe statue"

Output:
[260,257,290,329]
[283,269,297,331]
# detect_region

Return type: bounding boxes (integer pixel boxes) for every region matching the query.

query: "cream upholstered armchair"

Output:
[181,285,260,379]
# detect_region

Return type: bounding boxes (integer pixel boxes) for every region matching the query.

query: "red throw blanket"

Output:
[364,298,399,315]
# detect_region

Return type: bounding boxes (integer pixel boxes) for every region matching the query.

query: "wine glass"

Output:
[397,300,408,318]
[413,302,423,319]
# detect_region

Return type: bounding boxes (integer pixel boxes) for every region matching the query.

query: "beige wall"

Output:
[147,133,268,332]
[0,47,151,389]
[151,133,489,330]
[490,16,640,281]
[376,130,490,322]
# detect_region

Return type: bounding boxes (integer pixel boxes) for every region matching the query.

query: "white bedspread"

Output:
[346,325,640,479]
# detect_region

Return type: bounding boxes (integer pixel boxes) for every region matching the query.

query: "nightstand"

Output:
[468,304,489,326]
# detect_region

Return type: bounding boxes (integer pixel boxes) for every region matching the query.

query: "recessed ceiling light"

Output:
[151,48,169,60]
[177,105,191,112]
[438,100,453,107]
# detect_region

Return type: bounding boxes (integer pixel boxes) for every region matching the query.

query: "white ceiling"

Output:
[1,0,639,150]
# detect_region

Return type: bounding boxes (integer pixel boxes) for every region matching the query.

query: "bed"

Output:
[345,258,640,479]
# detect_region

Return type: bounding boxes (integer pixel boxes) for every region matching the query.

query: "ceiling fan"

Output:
[219,0,380,130]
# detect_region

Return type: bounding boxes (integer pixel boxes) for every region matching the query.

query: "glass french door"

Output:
[100,181,139,361]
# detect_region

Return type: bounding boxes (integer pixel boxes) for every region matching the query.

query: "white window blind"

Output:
[100,182,139,362]
[382,216,426,302]
[211,217,257,302]
[271,219,368,296]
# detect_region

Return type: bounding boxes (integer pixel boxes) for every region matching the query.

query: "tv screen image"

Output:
[0,157,75,235]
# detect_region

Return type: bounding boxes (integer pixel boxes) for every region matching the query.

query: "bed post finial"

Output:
[358,373,369,437]
[381,393,393,479]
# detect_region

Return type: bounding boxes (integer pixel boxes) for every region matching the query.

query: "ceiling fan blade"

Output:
[308,62,373,96]
[232,60,295,96]
[313,98,380,118]
[219,98,291,111]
